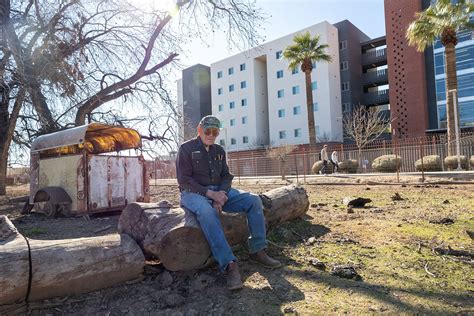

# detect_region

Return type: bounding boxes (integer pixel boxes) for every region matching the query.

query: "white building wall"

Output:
[210,20,343,151]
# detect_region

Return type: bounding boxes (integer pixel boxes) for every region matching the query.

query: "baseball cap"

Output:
[199,115,220,130]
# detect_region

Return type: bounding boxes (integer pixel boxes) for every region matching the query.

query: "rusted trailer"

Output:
[27,123,150,217]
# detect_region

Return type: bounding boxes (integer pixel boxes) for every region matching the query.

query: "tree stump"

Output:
[0,215,145,306]
[118,184,309,271]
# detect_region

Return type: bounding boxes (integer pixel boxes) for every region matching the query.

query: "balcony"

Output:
[362,89,390,106]
[361,48,387,67]
[362,68,388,87]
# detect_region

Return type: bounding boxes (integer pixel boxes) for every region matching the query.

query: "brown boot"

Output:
[226,261,243,291]
[249,250,282,269]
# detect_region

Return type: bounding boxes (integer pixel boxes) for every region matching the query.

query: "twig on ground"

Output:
[424,262,436,277]
[267,240,293,249]
[93,225,112,234]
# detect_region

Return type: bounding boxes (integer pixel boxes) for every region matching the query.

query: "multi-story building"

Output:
[210,21,343,151]
[384,0,474,137]
[177,64,212,142]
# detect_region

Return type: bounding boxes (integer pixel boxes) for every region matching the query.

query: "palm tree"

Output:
[406,0,474,155]
[283,32,332,146]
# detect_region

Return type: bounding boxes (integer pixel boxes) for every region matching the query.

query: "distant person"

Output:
[176,115,281,291]
[330,150,339,174]
[320,144,328,175]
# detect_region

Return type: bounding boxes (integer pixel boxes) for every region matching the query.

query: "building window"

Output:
[292,86,300,95]
[293,106,301,115]
[279,130,286,139]
[217,88,223,95]
[292,68,299,75]
[277,70,284,78]
[240,63,246,71]
[241,98,247,106]
[294,128,302,137]
[339,40,347,50]
[242,116,248,124]
[276,50,283,59]
[217,71,223,78]
[229,84,234,92]
[242,136,249,143]
[218,104,224,112]
[278,109,285,118]
[228,67,234,75]
[341,82,350,91]
[342,103,350,113]
[230,118,236,126]
[340,61,348,71]
[229,101,235,109]
[219,139,225,146]
[313,102,319,111]
[311,81,317,90]
[312,61,317,69]
[277,89,284,98]
[240,81,247,89]
[231,138,236,145]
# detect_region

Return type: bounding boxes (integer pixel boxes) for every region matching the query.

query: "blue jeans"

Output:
[180,186,267,271]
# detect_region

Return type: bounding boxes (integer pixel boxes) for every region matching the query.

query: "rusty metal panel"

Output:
[88,156,109,210]
[29,152,40,204]
[124,157,144,204]
[37,155,82,212]
[76,154,87,214]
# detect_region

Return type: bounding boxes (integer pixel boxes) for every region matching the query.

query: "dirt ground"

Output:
[1,174,473,315]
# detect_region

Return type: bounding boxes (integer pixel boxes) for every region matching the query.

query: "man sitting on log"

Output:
[176,115,281,291]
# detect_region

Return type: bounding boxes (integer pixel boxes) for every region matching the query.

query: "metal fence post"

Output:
[302,146,306,183]
[419,139,425,182]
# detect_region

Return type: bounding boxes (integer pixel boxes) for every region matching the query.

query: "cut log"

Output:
[118,184,309,271]
[0,215,145,306]
[0,216,29,306]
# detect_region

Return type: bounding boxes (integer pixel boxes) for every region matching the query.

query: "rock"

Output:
[429,218,454,225]
[305,237,316,245]
[372,155,401,173]
[284,306,297,314]
[157,270,173,287]
[330,265,362,281]
[365,187,371,190]
[391,193,404,201]
[164,293,185,308]
[343,197,372,208]
[415,155,442,171]
[442,199,450,204]
[309,258,326,270]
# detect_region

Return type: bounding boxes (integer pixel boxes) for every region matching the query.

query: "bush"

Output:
[338,159,358,173]
[372,155,401,173]
[415,155,441,171]
[311,161,323,174]
[444,155,468,170]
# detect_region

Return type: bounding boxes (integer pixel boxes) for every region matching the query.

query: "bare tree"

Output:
[343,105,390,164]
[0,0,265,195]
[265,143,297,180]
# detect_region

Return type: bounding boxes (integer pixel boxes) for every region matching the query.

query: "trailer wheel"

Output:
[36,201,58,218]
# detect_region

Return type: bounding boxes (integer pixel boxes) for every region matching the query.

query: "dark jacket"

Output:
[176,136,234,195]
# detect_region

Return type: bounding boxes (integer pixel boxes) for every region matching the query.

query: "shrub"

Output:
[372,155,401,172]
[338,159,358,173]
[444,155,468,170]
[311,161,323,174]
[415,155,441,171]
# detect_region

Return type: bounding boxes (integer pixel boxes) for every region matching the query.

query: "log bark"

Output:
[0,215,145,306]
[118,184,309,271]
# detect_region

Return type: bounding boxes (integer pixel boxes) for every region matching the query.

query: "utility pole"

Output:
[448,89,462,170]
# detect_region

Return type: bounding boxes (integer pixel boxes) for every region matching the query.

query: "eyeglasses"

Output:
[204,128,219,137]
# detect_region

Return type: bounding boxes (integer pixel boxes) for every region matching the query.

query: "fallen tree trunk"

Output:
[118,184,309,271]
[0,215,145,306]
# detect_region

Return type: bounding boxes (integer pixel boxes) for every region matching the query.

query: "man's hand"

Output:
[213,200,223,215]
[205,190,228,205]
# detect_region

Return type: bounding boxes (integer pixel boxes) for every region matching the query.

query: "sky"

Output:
[178,0,386,69]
